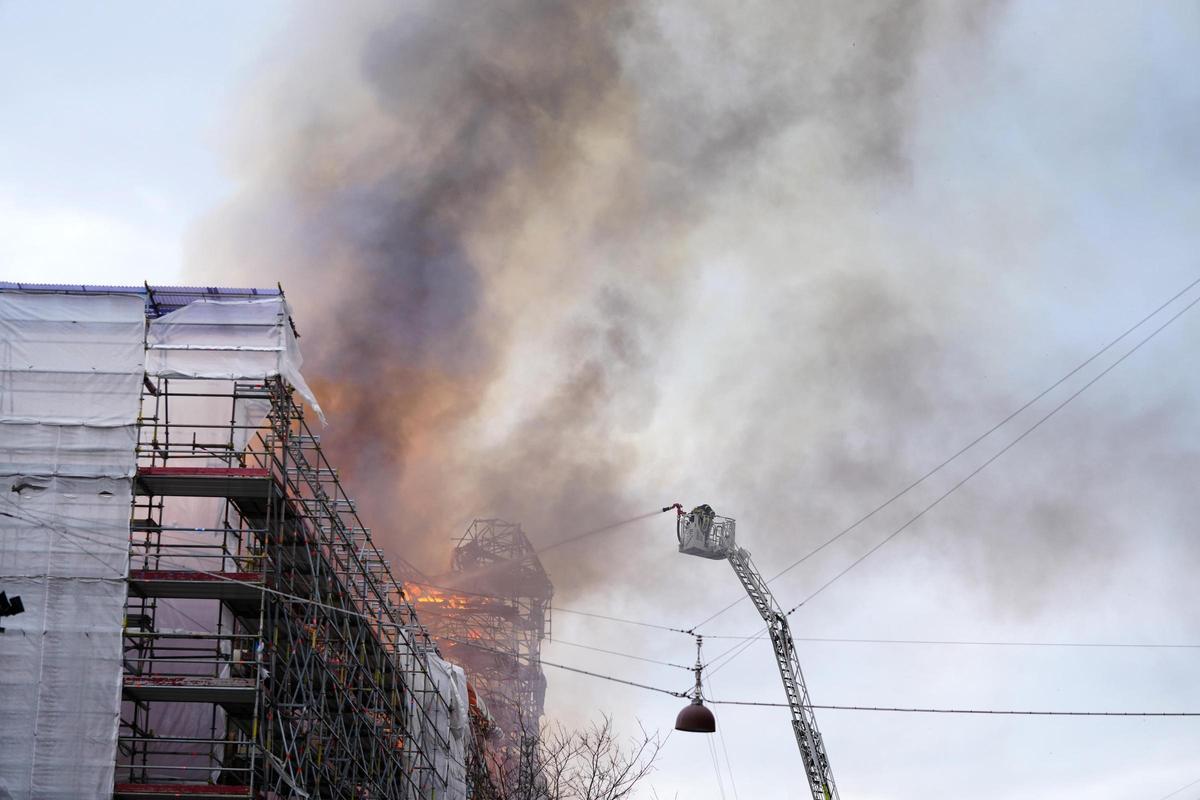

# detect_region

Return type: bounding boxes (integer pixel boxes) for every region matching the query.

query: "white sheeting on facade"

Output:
[0,292,144,800]
[447,664,470,796]
[145,298,325,425]
[424,652,469,800]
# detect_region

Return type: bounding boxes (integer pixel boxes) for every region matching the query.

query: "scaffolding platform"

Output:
[121,373,449,797]
[135,467,273,502]
[113,784,252,799]
[123,675,256,707]
[129,570,263,602]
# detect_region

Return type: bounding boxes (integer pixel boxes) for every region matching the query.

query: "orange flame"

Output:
[407,583,471,610]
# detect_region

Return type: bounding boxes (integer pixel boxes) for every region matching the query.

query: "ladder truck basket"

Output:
[677,506,736,560]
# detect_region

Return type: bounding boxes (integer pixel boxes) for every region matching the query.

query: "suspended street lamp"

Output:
[675,635,716,733]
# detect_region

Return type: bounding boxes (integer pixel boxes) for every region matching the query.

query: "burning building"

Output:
[0,283,503,800]
[408,520,553,787]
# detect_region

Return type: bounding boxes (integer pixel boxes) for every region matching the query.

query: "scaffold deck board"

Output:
[129,570,263,601]
[113,783,252,799]
[123,675,256,706]
[136,467,274,503]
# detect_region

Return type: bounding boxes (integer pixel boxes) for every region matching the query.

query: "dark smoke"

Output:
[199,0,646,570]
[189,0,1195,615]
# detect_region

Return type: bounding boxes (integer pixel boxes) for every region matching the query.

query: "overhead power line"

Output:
[545,636,692,670]
[698,634,1200,650]
[783,285,1200,617]
[389,573,692,636]
[703,281,1200,677]
[408,577,692,636]
[706,670,742,800]
[691,273,1200,632]
[708,700,1200,717]
[550,605,692,635]
[398,575,691,636]
[1158,776,1200,800]
[15,515,1200,725]
[14,501,697,684]
[444,634,1200,719]
[439,635,687,699]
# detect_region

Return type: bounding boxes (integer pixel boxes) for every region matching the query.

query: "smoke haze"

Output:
[187,1,1200,796]
[4,0,1198,796]
[197,2,958,581]
[193,0,1200,633]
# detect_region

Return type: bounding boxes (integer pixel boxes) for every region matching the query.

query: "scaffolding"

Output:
[414,519,553,783]
[119,369,467,798]
[0,285,473,799]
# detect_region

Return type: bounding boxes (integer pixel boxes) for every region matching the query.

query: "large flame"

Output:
[407,582,472,610]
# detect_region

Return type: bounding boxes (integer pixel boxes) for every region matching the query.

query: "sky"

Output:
[0,2,286,284]
[3,2,1200,799]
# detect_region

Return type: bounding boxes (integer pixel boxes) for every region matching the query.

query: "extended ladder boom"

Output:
[728,546,838,800]
[671,504,838,800]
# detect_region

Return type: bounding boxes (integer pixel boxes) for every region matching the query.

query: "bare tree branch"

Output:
[474,715,664,800]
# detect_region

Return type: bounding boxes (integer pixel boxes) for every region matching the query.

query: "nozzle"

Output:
[662,503,684,515]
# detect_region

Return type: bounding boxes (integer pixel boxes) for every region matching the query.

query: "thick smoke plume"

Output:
[193,0,1200,618]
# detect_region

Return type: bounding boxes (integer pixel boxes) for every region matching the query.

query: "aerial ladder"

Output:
[666,503,839,800]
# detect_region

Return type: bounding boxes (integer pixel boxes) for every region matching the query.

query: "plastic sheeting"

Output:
[0,292,145,800]
[145,297,325,425]
[425,653,469,800]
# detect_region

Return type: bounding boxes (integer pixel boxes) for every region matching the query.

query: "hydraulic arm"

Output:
[727,545,838,799]
[669,504,838,800]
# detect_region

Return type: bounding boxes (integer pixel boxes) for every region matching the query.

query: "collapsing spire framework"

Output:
[411,519,554,788]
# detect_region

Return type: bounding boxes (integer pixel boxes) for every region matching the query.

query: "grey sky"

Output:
[2,3,1199,799]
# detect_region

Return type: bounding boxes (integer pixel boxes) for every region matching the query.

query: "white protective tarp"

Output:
[145,297,325,425]
[0,292,145,800]
[424,653,469,800]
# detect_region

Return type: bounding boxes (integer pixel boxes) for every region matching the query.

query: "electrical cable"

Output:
[17,515,1200,723]
[703,285,1200,677]
[0,502,249,637]
[697,634,1200,649]
[412,577,693,634]
[704,634,759,680]
[701,627,1200,674]
[213,567,689,672]
[156,562,691,670]
[705,726,728,800]
[4,492,687,699]
[407,578,691,635]
[1157,776,1200,800]
[784,286,1200,618]
[705,670,741,800]
[428,510,662,588]
[5,501,477,776]
[549,605,693,635]
[544,637,692,671]
[3,500,432,638]
[706,700,1200,716]
[690,273,1200,632]
[438,635,687,699]
[12,499,697,690]
[42,508,1196,724]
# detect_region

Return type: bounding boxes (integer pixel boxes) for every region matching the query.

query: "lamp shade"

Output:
[675,699,716,733]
